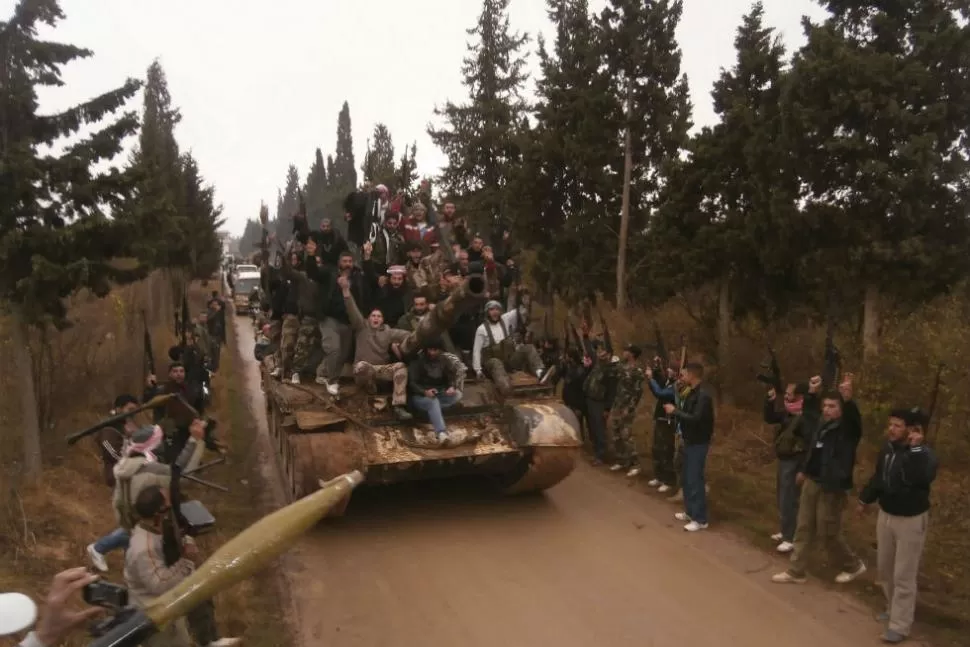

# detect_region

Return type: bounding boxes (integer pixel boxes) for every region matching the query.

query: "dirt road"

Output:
[234,317,904,647]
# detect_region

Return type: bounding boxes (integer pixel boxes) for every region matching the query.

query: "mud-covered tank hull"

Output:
[263,376,582,515]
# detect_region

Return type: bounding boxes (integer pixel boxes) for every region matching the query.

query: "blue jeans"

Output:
[682,443,710,524]
[410,392,462,433]
[93,527,130,555]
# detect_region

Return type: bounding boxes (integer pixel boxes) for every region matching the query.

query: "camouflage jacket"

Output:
[583,360,617,405]
[613,364,645,413]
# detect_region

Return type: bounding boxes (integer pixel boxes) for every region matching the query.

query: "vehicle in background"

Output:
[233,271,261,314]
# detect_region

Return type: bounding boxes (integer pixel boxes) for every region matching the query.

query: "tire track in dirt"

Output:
[234,316,914,647]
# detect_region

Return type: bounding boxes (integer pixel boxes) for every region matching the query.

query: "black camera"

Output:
[83,580,128,610]
[83,580,135,638]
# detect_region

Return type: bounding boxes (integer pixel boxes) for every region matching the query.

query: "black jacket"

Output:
[408,354,459,395]
[307,263,366,324]
[859,441,938,517]
[672,384,714,446]
[800,394,862,491]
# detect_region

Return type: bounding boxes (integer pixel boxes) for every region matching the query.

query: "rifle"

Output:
[66,394,177,445]
[654,323,668,372]
[926,363,945,440]
[756,346,784,394]
[598,310,613,355]
[162,461,186,566]
[821,317,841,391]
[180,288,189,348]
[142,310,155,377]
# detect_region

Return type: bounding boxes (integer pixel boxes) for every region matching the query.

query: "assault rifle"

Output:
[756,346,784,394]
[142,310,155,377]
[821,318,842,391]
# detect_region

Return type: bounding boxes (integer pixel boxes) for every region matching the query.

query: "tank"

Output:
[260,275,582,515]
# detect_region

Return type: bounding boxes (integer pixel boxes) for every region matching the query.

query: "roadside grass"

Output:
[0,276,290,647]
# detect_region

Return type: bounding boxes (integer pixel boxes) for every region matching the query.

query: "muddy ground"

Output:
[233,316,917,647]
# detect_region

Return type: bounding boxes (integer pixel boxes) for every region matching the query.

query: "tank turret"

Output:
[400,274,486,356]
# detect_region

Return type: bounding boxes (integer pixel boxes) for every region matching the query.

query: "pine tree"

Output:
[0,0,143,480]
[644,3,796,395]
[785,0,970,363]
[394,142,419,195]
[305,147,328,227]
[360,123,396,188]
[180,153,225,278]
[331,101,357,192]
[428,0,530,228]
[279,164,301,237]
[518,0,616,299]
[600,0,692,307]
[239,218,263,259]
[125,59,185,268]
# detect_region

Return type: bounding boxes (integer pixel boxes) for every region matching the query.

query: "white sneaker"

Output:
[626,466,641,478]
[684,521,708,532]
[326,383,340,397]
[770,532,783,542]
[86,543,108,572]
[647,479,661,487]
[835,562,866,584]
[776,541,794,553]
[206,639,242,647]
[290,373,300,385]
[772,571,806,584]
[674,512,690,522]
[315,376,328,385]
[657,484,671,493]
[609,464,624,472]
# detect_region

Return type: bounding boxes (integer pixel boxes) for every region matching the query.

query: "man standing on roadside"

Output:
[858,407,938,644]
[609,344,646,478]
[764,382,811,554]
[773,373,867,585]
[665,362,713,532]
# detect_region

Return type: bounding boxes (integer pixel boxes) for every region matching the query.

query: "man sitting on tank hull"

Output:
[339,275,413,420]
[407,338,464,441]
[472,298,545,396]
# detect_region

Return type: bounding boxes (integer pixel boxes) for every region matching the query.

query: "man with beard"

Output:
[401,202,437,250]
[397,294,459,355]
[339,276,411,420]
[370,211,404,272]
[764,382,811,554]
[857,407,938,644]
[407,338,464,441]
[436,200,468,248]
[467,234,485,263]
[143,362,203,463]
[472,298,545,396]
[298,217,348,267]
[362,253,410,329]
[773,374,866,585]
[305,251,366,396]
[665,362,715,532]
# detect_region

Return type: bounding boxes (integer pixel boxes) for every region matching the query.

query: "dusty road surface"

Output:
[234,317,908,647]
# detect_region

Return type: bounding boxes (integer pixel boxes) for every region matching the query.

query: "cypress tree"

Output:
[0,0,143,479]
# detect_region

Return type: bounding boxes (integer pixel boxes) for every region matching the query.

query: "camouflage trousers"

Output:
[610,408,640,468]
[291,316,319,374]
[353,361,408,406]
[275,314,299,374]
[269,319,282,345]
[484,344,543,395]
[652,418,678,487]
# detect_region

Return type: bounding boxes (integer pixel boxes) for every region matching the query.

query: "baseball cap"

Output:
[0,592,37,636]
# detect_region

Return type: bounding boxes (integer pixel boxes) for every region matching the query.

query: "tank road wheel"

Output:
[285,433,366,518]
[502,446,580,495]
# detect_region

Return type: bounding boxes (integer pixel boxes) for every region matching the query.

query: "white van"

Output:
[232,271,262,314]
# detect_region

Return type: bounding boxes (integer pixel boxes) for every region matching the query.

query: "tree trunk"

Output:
[862,283,881,366]
[10,313,43,482]
[717,278,734,405]
[616,80,634,310]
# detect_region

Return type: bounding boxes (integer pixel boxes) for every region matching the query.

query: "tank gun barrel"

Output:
[400,274,486,356]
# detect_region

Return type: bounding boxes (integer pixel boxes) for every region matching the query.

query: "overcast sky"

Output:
[23,0,826,235]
